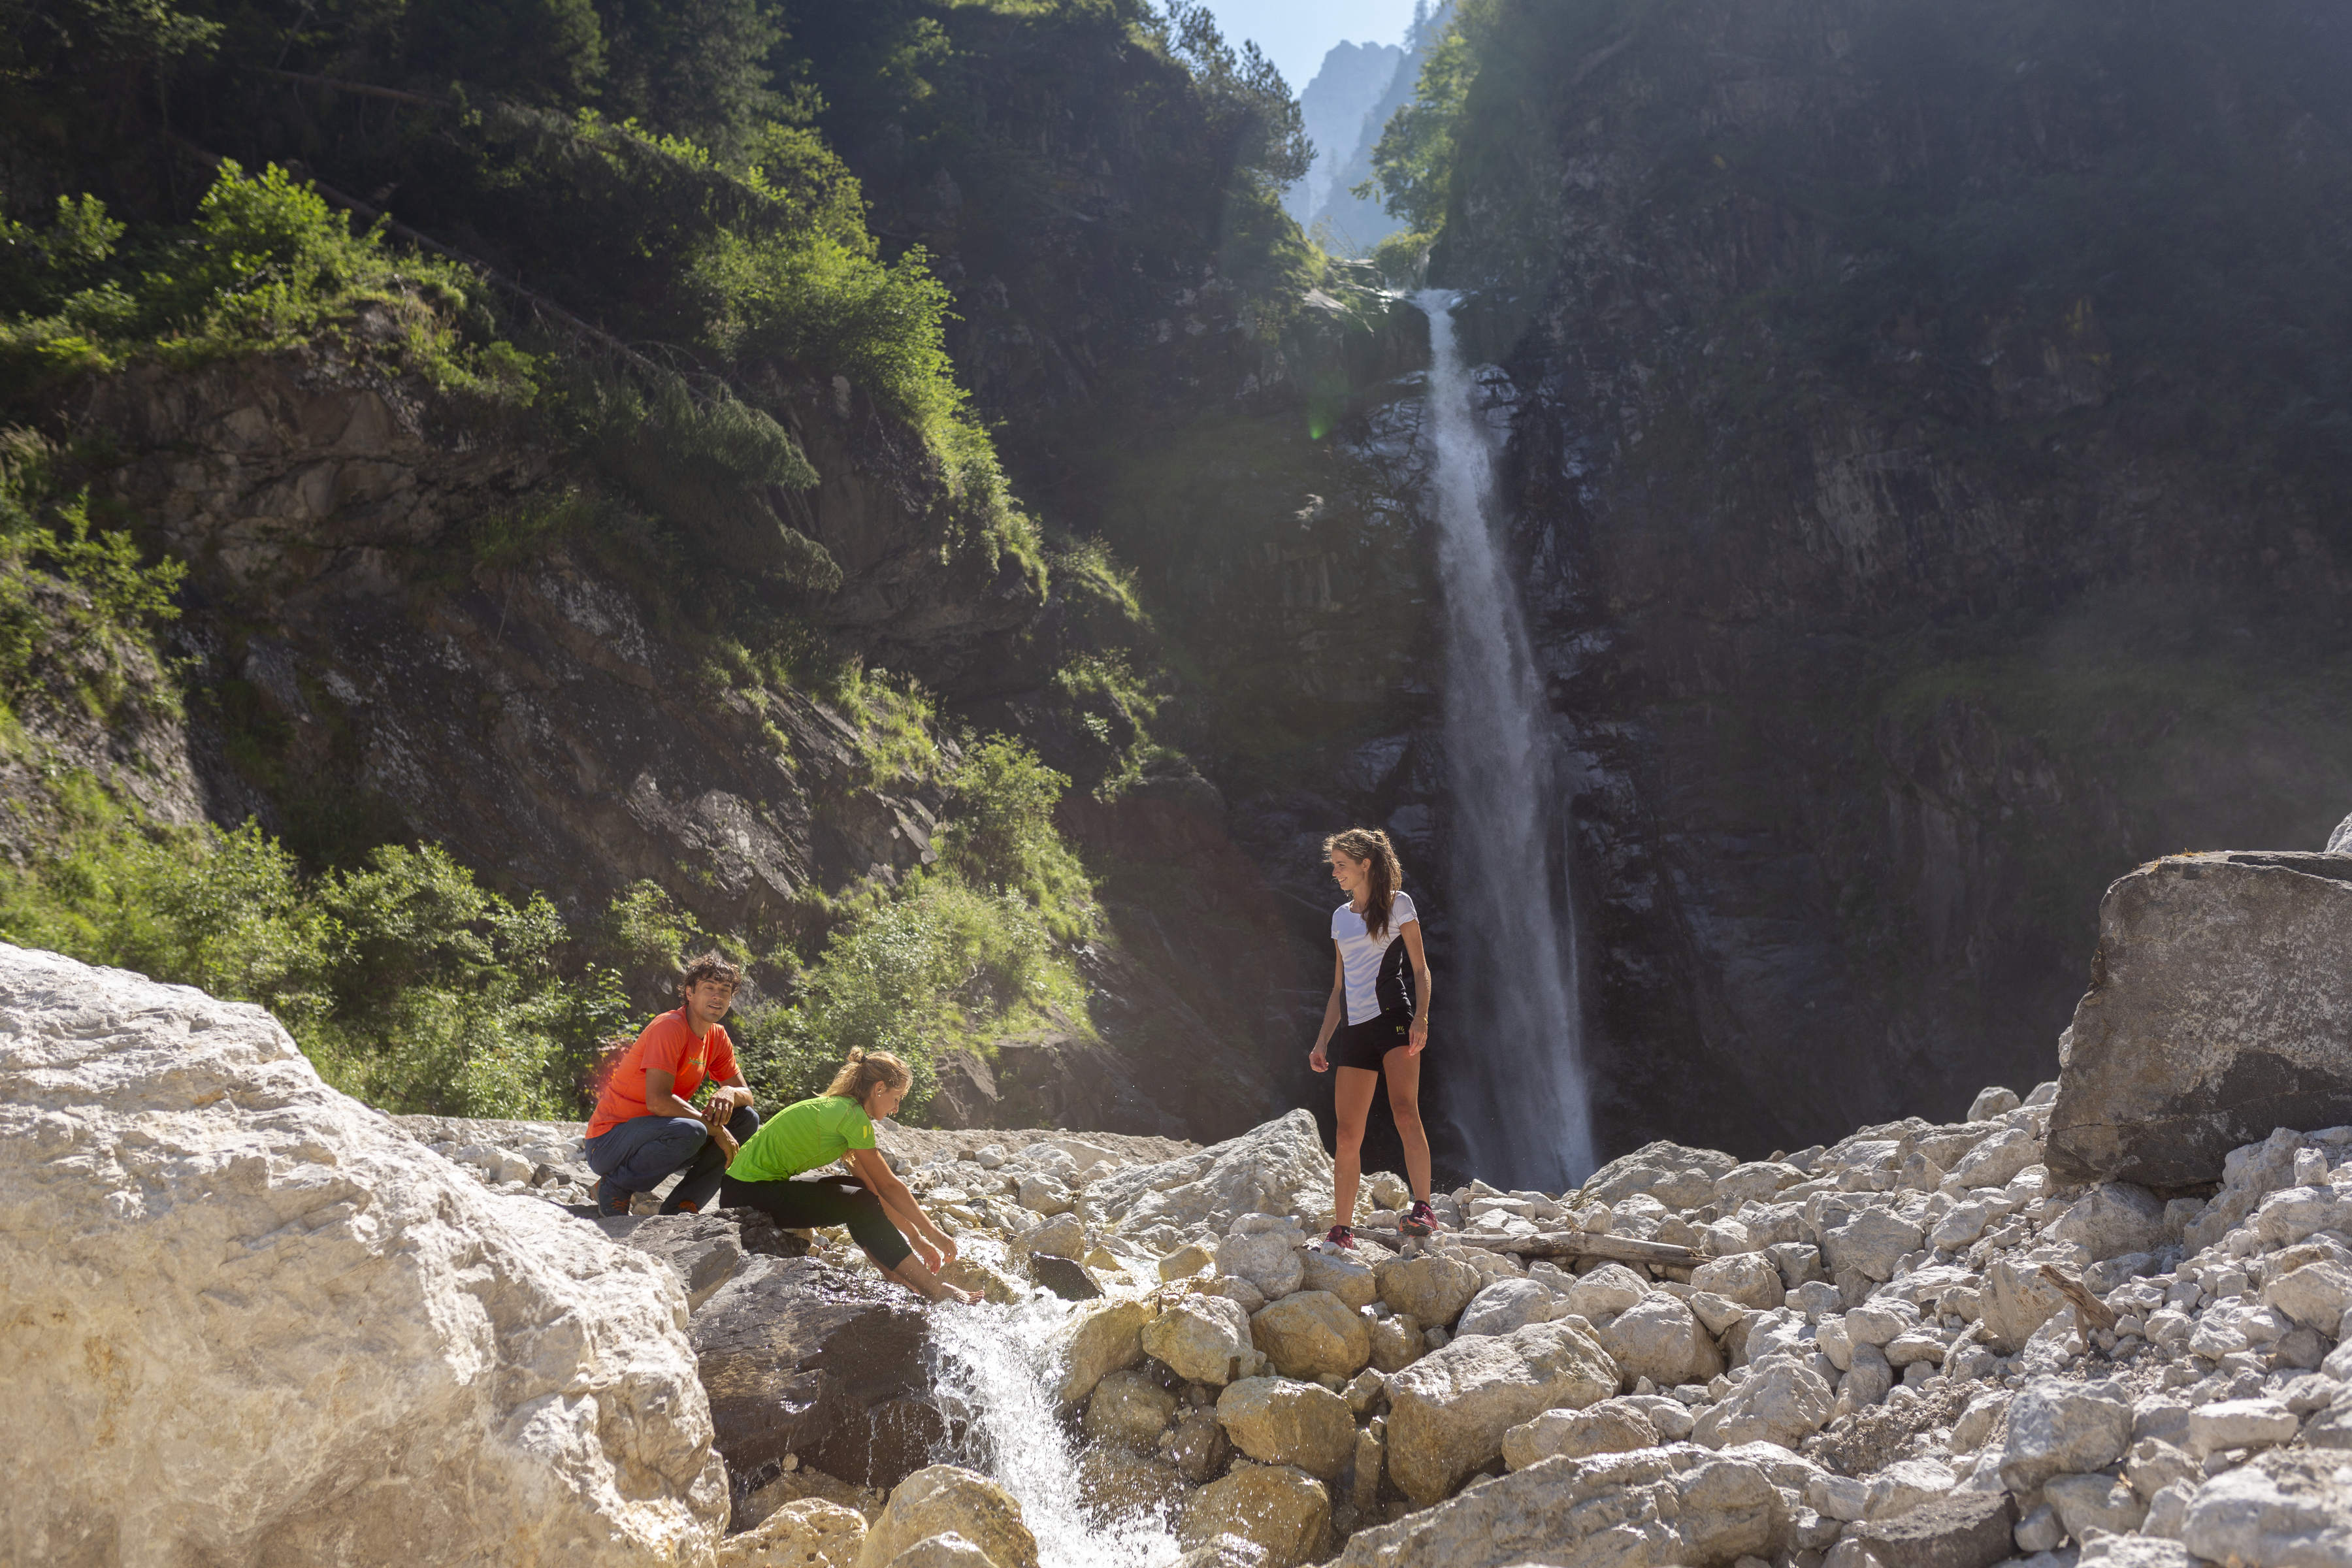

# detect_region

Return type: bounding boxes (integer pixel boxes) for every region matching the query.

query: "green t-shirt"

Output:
[728,1094,877,1183]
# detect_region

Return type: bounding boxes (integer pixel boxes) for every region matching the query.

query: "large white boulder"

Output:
[1085,1111,1334,1232]
[0,944,726,1567]
[1384,1317,1618,1504]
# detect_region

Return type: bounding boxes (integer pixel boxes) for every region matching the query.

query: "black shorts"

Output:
[1331,1008,1414,1072]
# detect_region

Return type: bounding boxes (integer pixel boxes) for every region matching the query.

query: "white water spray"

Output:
[926,1292,1183,1568]
[1416,289,1597,1187]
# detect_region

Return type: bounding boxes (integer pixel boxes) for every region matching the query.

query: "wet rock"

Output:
[698,1257,943,1496]
[1086,1111,1334,1233]
[1075,1447,1186,1518]
[0,946,728,1568]
[2047,853,2352,1186]
[1850,1489,2014,1568]
[1053,1298,1157,1404]
[1501,1399,1661,1469]
[1215,1377,1356,1480]
[1454,1277,1560,1337]
[1179,1463,1331,1568]
[1384,1317,1619,1504]
[719,1497,868,1568]
[1250,1291,1372,1379]
[1999,1378,2133,1494]
[1598,1294,1725,1390]
[878,1536,996,1568]
[1143,1294,1264,1386]
[2181,1447,2352,1568]
[1026,1254,1102,1301]
[1160,1242,1216,1281]
[1162,1407,1234,1484]
[1331,1448,1782,1568]
[855,1466,1037,1568]
[1084,1369,1179,1450]
[1375,1253,1482,1329]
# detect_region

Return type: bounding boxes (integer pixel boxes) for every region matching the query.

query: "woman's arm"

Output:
[847,1146,958,1267]
[1403,920,1433,1055]
[1308,948,1347,1073]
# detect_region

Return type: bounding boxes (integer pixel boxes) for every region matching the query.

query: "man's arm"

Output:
[641,1069,698,1119]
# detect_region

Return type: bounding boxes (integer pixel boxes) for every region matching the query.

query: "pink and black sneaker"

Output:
[1399,1200,1439,1237]
[1324,1224,1356,1250]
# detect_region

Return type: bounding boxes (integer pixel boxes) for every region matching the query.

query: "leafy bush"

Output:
[730,876,1086,1119]
[0,804,636,1119]
[0,427,186,717]
[939,734,1092,936]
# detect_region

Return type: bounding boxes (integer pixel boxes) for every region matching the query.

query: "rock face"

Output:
[696,1255,943,1499]
[2047,853,2352,1186]
[0,944,727,1567]
[1384,1318,1620,1505]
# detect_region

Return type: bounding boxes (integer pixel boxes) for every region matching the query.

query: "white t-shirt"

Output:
[1333,890,1419,1026]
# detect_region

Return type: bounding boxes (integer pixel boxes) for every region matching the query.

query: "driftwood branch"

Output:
[1357,1228,1700,1269]
[2038,1264,2118,1334]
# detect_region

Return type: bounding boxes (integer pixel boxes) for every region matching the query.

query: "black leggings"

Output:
[719,1171,913,1269]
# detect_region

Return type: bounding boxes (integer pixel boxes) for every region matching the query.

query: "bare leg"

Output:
[1332,1066,1380,1227]
[1384,1048,1433,1203]
[874,1250,979,1304]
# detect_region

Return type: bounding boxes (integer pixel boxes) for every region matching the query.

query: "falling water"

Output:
[926,1290,1183,1568]
[1415,289,1597,1188]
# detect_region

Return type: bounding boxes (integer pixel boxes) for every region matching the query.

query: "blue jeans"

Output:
[585,1105,760,1213]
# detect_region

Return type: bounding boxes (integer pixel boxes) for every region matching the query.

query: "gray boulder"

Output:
[2181,1447,2352,1568]
[2046,853,2352,1186]
[2000,1378,2133,1494]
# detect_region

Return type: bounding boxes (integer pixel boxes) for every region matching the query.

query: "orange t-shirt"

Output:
[587,1011,738,1137]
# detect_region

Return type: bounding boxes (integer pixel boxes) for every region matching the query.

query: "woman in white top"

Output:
[1308,826,1437,1247]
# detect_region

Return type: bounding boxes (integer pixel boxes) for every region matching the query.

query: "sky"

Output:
[1196,0,1421,97]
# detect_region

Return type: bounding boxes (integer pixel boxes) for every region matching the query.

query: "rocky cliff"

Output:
[1371,0,2352,1159]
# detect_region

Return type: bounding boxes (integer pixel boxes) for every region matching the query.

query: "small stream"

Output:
[926,1286,1184,1568]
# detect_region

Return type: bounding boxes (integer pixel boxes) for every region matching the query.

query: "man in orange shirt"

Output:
[584,951,760,1217]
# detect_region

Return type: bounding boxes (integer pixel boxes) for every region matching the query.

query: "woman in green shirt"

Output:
[719,1049,977,1303]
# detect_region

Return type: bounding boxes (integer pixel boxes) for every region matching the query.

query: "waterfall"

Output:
[1415,289,1597,1188]
[926,1290,1183,1568]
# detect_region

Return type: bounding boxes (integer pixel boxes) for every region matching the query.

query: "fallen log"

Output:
[1356,1228,1700,1269]
[2038,1263,2119,1334]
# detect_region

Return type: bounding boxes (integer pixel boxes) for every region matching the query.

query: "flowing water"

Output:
[926,1290,1183,1568]
[1416,289,1598,1188]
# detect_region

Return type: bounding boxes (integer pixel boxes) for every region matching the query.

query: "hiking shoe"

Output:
[1399,1200,1438,1237]
[1323,1224,1356,1251]
[594,1178,630,1218]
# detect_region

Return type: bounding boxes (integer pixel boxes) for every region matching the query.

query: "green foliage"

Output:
[1361,0,1496,234]
[938,733,1091,936]
[729,875,1086,1118]
[0,163,516,397]
[0,428,185,715]
[826,658,941,783]
[1157,1,1311,189]
[0,801,645,1118]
